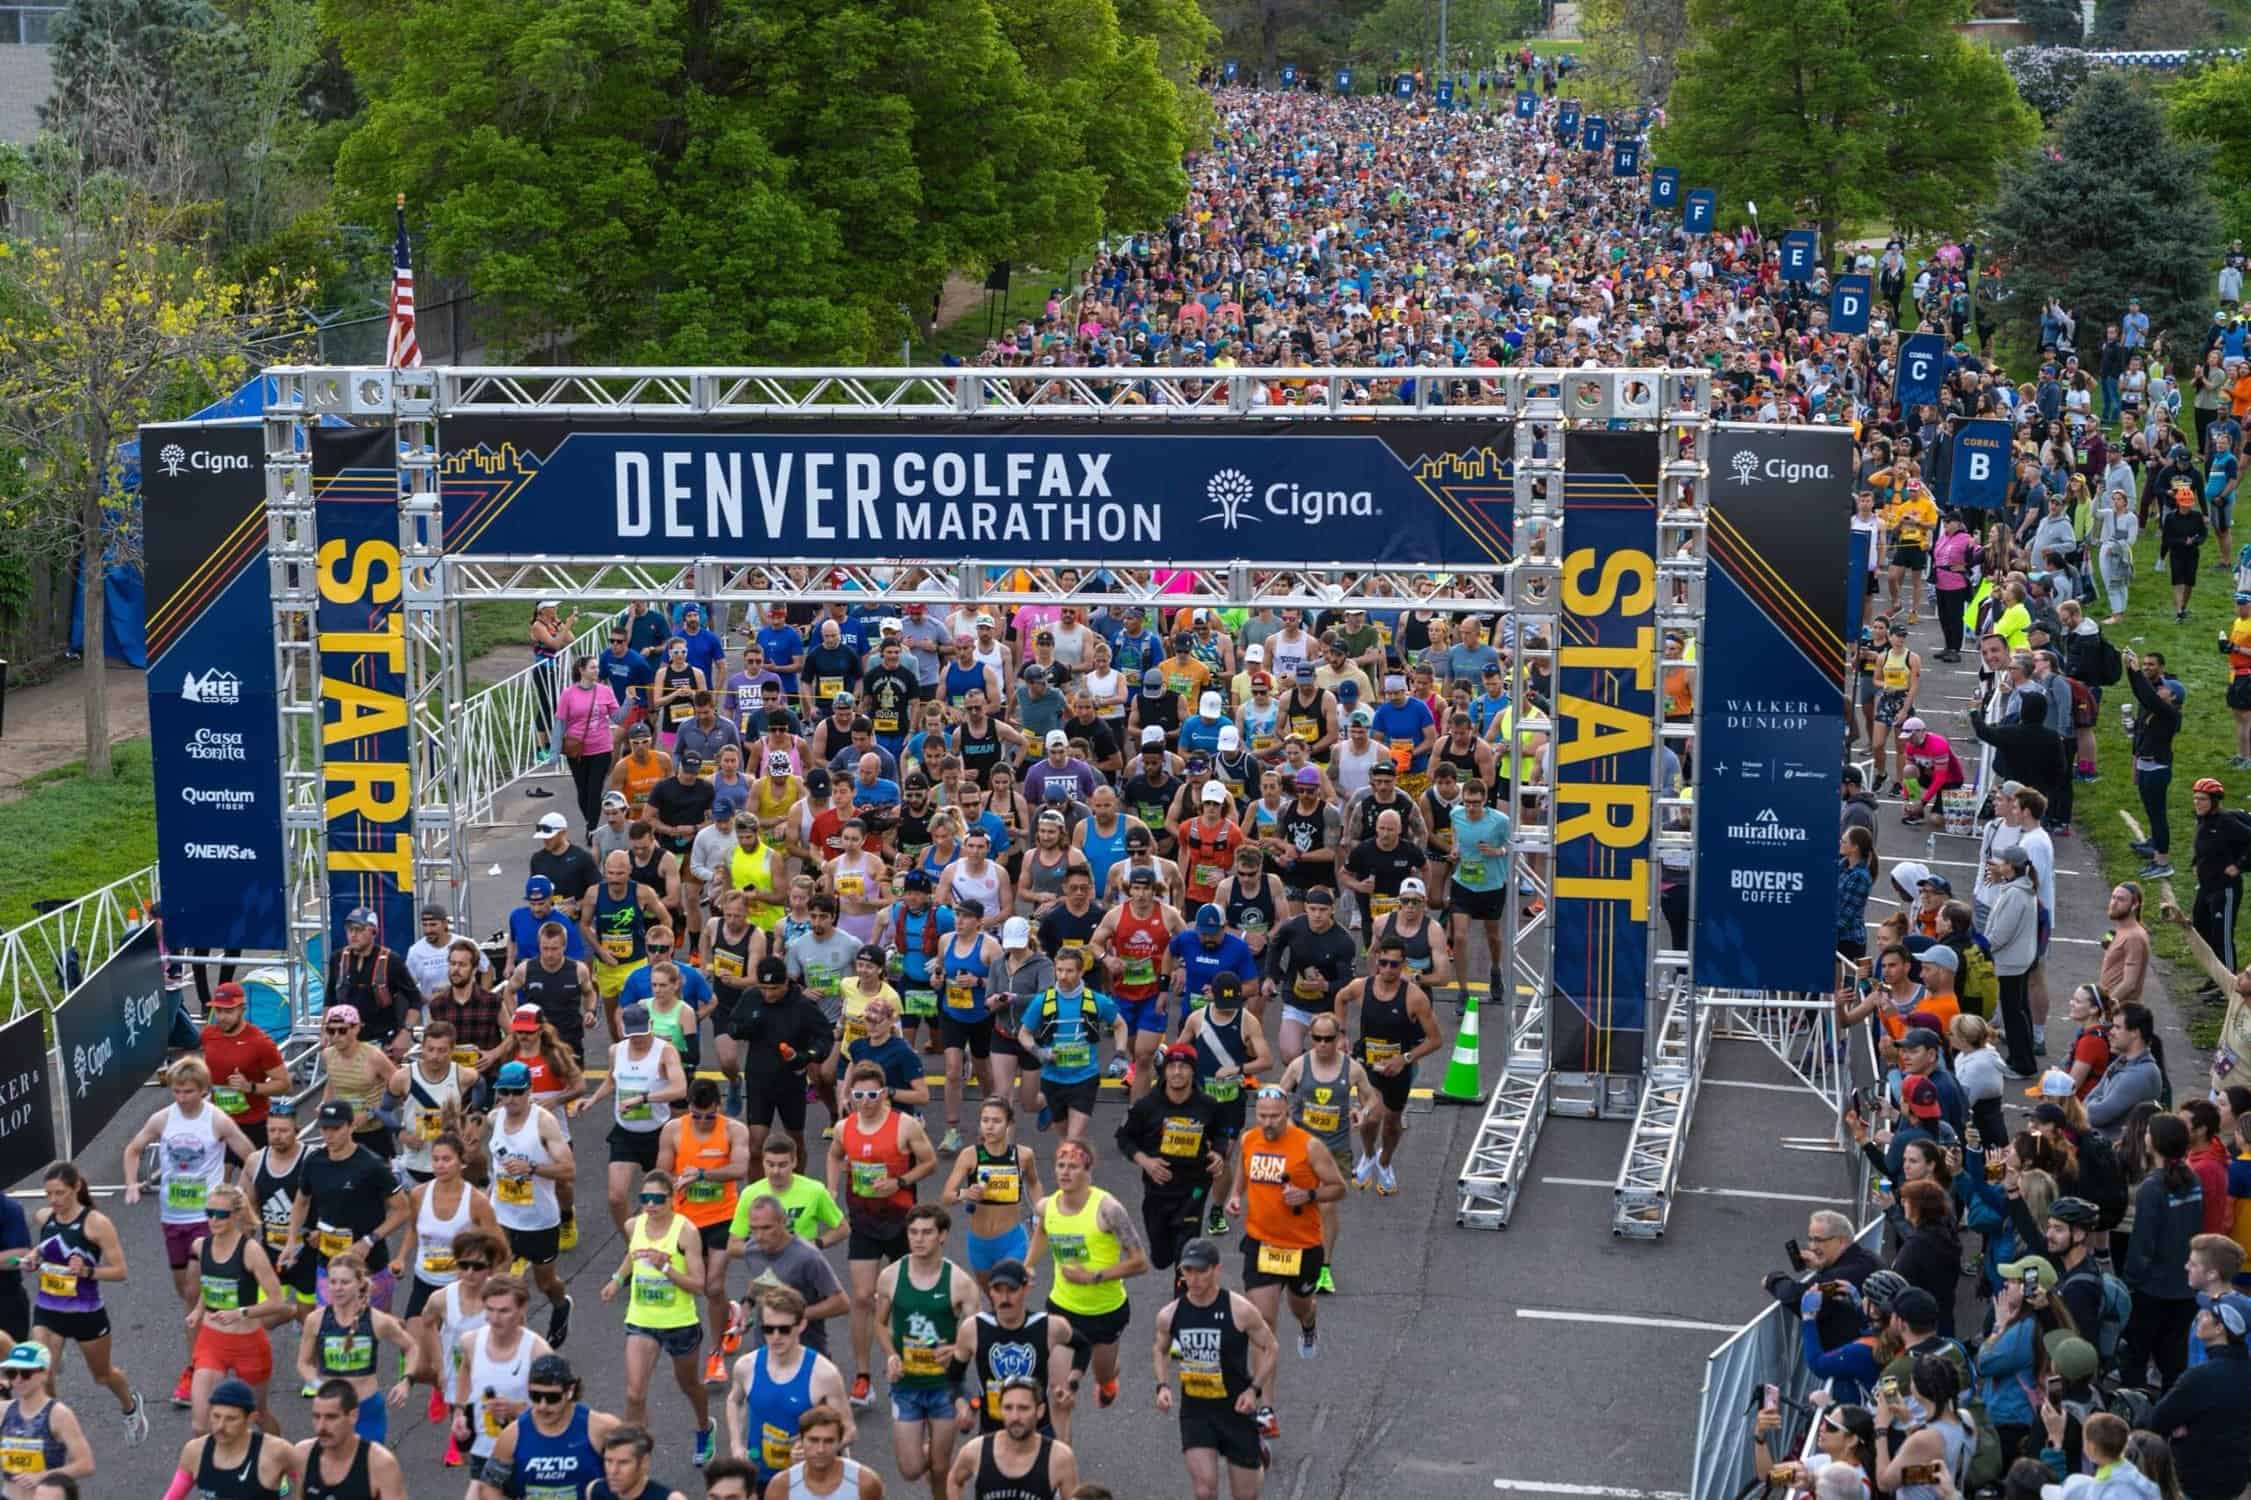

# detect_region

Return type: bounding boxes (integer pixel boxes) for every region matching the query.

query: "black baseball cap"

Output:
[986,1258,1032,1288]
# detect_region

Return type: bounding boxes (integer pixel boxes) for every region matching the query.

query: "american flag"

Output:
[386,193,420,369]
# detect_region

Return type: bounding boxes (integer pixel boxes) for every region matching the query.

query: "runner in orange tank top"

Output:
[1223,1085,1344,1409]
[658,1079,751,1375]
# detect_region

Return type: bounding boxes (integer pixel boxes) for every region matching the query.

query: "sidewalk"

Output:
[0,663,148,797]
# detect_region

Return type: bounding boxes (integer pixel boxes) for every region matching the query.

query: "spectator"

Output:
[2188,777,2251,978]
[1983,846,2042,1075]
[1838,827,1876,966]
[2087,1004,2168,1137]
[1948,1014,2009,1149]
[1891,1183,1961,1335]
[2144,1291,2251,1499]
[2122,1113,2206,1390]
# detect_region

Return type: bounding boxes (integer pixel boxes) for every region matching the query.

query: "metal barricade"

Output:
[1689,1215,1884,1500]
[0,868,161,1020]
[455,619,609,827]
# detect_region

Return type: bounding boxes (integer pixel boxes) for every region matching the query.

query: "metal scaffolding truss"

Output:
[1455,369,1714,1232]
[264,404,326,1032]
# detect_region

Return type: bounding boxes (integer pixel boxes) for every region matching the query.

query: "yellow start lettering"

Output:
[1552,782,1650,848]
[1560,548,1655,616]
[1555,863,1652,919]
[317,539,402,606]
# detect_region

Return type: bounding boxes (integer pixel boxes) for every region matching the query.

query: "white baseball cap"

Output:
[1044,729,1069,750]
[1199,691,1223,717]
[534,812,569,837]
[1141,725,1166,745]
[1244,643,1266,662]
[1201,780,1229,803]
[1000,916,1032,949]
[1217,725,1242,751]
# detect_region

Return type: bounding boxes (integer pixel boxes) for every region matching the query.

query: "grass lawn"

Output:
[2070,533,2239,1049]
[912,268,1074,365]
[0,738,157,931]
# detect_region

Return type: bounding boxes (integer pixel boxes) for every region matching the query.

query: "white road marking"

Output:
[1516,1308,1743,1334]
[1493,1483,1688,1500]
[1539,1176,1849,1205]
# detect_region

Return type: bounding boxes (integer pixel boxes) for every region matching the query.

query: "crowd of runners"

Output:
[26,43,2251,1500]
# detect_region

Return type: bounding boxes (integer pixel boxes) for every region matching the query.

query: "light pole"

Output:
[1438,0,1449,83]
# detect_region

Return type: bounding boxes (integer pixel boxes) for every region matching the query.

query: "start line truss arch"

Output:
[261,362,1741,1237]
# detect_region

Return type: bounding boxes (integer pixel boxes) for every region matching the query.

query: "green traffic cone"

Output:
[1435,989,1486,1105]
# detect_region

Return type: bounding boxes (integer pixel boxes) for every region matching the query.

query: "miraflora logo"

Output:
[1203,468,1257,528]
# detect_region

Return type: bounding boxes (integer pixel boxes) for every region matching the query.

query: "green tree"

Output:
[1988,71,2219,349]
[2164,54,2251,246]
[1350,0,1541,75]
[1572,0,1687,111]
[1655,0,2037,246]
[1203,0,1382,76]
[327,0,1195,362]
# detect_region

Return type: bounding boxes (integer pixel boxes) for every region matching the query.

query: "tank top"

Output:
[253,1146,306,1260]
[314,1304,378,1379]
[1017,849,1072,917]
[973,1310,1052,1429]
[972,1435,1057,1500]
[787,1459,867,1499]
[625,1213,697,1330]
[1180,817,1241,904]
[1357,977,1421,1071]
[300,1439,373,1500]
[194,1430,284,1500]
[1290,1050,1355,1156]
[943,661,988,710]
[1040,1189,1125,1316]
[414,1180,474,1285]
[491,1107,561,1230]
[0,1398,64,1477]
[511,1404,600,1500]
[941,935,991,1022]
[323,1044,385,1138]
[32,1211,101,1313]
[1332,738,1384,793]
[1224,875,1278,947]
[517,959,584,1044]
[199,1230,264,1319]
[646,996,694,1059]
[1168,1290,1254,1410]
[621,753,668,813]
[888,1259,960,1390]
[611,1039,672,1134]
[671,1114,740,1227]
[949,860,1002,914]
[972,1144,1025,1209]
[1437,736,1483,782]
[1241,1125,1323,1251]
[400,1063,465,1177]
[706,920,757,995]
[467,1326,534,1457]
[591,883,648,966]
[729,842,781,931]
[158,1100,228,1223]
[438,1280,487,1384]
[659,664,697,729]
[1279,805,1330,862]
[1191,1007,1248,1104]
[1881,645,1912,692]
[1242,701,1281,753]
[1375,912,1436,976]
[745,1345,819,1479]
[629,844,671,900]
[1079,819,1129,895]
[838,1108,914,1233]
[956,721,1006,785]
[1112,905,1167,999]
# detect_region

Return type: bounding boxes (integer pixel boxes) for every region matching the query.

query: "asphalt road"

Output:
[57,609,2157,1499]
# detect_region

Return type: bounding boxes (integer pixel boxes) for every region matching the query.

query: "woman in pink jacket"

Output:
[1896,717,1964,826]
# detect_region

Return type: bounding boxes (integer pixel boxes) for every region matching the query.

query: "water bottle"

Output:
[2121,700,2136,739]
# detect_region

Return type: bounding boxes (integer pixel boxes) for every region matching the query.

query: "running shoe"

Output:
[850,1374,873,1409]
[721,1305,744,1355]
[547,1293,574,1349]
[694,1421,715,1468]
[300,1381,318,1399]
[704,1351,727,1385]
[1256,1405,1280,1439]
[938,1127,963,1154]
[1205,1207,1229,1237]
[1035,1106,1053,1133]
[1352,1154,1376,1189]
[2140,862,2177,880]
[444,1436,465,1467]
[427,1387,448,1424]
[1375,1163,1398,1195]
[172,1365,194,1407]
[559,1213,579,1252]
[1097,1378,1119,1408]
[1315,1264,1336,1295]
[123,1393,149,1446]
[1297,1324,1319,1360]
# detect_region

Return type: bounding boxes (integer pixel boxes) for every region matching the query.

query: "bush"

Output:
[2004,45,2097,118]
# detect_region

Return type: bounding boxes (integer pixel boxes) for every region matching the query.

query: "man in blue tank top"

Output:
[479,1353,618,1500]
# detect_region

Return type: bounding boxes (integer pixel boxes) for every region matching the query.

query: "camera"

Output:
[1769,1463,1806,1487]
[1902,1464,1944,1486]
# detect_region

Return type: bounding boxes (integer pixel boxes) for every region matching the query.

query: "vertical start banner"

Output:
[314,429,417,951]
[1695,425,1854,992]
[1551,434,1659,1076]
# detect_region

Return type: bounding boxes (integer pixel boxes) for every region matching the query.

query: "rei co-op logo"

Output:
[155,443,252,480]
[1727,447,1834,486]
[181,668,241,706]
[1201,467,1377,529]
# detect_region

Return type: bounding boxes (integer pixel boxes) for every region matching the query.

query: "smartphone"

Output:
[1963,1125,1982,1150]
[1902,1464,1944,1486]
[1879,1376,1902,1400]
[1764,1383,1780,1412]
[1785,1239,1806,1274]
[2022,1268,2041,1295]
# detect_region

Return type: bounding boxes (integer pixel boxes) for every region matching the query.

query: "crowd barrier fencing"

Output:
[1689,1214,1884,1500]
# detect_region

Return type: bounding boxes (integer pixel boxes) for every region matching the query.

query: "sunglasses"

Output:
[638,1192,668,1204]
[1374,958,1403,969]
[689,1110,720,1122]
[528,1389,570,1405]
[850,1088,885,1102]
[204,1206,236,1219]
[496,1086,529,1097]
[456,1261,490,1273]
[1310,1031,1341,1042]
[761,1322,799,1336]
[324,1025,350,1034]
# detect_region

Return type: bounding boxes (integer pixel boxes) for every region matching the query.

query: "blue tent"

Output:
[72,376,300,666]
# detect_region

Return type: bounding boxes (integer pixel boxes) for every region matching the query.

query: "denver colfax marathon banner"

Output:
[315,428,419,952]
[144,422,290,951]
[434,419,1520,568]
[1550,433,1660,1077]
[1693,425,1854,993]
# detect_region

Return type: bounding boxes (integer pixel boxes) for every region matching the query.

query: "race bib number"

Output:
[901,1341,947,1378]
[761,1422,794,1471]
[976,1164,1021,1203]
[602,935,634,960]
[1365,1039,1403,1066]
[1252,734,1276,753]
[946,982,976,1012]
[0,1441,43,1475]
[818,677,844,701]
[214,1086,249,1115]
[201,1273,243,1312]
[1255,1243,1304,1277]
[263,1222,289,1250]
[1192,863,1222,891]
[1292,975,1325,1001]
[416,1107,446,1140]
[710,949,745,979]
[1122,956,1156,987]
[1456,857,1486,884]
[1167,672,1194,698]
[1202,1075,1241,1103]
[422,1248,456,1277]
[874,714,900,734]
[683,1177,724,1203]
[1301,1102,1341,1134]
[323,1333,373,1373]
[36,1267,73,1299]
[315,1225,352,1258]
[498,1176,536,1206]
[621,1096,653,1122]
[1370,894,1399,921]
[837,874,866,901]
[841,1019,869,1047]
[166,1177,210,1213]
[903,988,938,1018]
[1159,1118,1204,1158]
[632,1272,676,1307]
[1048,1232,1087,1264]
[849,1160,889,1198]
[1050,1040,1092,1072]
[1181,1366,1228,1400]
[452,1046,484,1067]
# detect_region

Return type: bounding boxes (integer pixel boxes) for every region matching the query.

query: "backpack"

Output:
[2073,1129,2130,1229]
[2066,674,2097,729]
[1954,941,1997,1021]
[2062,1262,2133,1362]
[2092,634,2124,687]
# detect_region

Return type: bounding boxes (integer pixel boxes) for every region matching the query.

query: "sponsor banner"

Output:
[53,926,170,1154]
[143,422,289,951]
[1695,424,1853,993]
[1846,529,1870,645]
[0,1013,57,1188]
[1948,419,2011,509]
[439,419,1518,568]
[1222,58,1239,82]
[315,428,419,952]
[1583,115,1608,152]
[1395,73,1414,98]
[1335,66,1353,92]
[1435,78,1453,107]
[1550,434,1659,1076]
